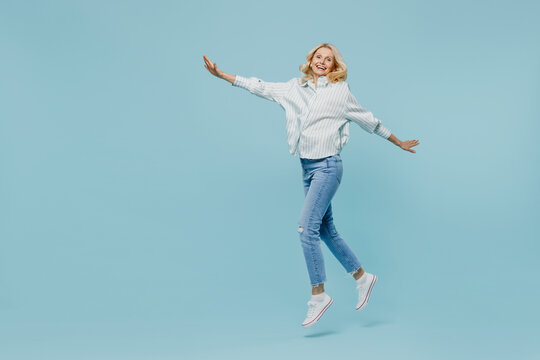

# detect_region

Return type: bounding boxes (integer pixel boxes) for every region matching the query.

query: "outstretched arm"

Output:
[203,55,293,104]
[344,84,419,153]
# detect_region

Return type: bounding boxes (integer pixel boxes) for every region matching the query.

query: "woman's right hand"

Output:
[203,55,225,79]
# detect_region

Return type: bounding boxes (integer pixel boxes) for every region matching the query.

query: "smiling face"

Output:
[310,47,335,77]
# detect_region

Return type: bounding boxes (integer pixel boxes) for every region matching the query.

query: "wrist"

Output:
[388,134,401,146]
[221,73,235,84]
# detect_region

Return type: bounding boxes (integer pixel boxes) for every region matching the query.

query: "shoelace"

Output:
[306,302,318,317]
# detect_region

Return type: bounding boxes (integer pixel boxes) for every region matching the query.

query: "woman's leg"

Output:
[298,157,341,295]
[319,159,367,280]
[319,203,365,279]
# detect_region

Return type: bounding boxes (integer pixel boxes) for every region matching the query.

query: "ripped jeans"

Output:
[298,154,362,287]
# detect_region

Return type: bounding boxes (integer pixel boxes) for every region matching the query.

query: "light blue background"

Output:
[1,0,539,359]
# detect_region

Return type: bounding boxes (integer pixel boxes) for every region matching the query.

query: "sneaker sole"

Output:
[301,298,334,327]
[355,275,377,311]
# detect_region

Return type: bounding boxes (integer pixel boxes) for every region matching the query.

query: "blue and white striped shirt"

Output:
[232,74,392,159]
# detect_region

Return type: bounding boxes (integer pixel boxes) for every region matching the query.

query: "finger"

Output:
[204,65,216,75]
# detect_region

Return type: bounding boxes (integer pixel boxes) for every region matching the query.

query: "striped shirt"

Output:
[232,74,392,159]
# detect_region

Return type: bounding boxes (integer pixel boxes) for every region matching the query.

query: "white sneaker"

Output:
[355,273,377,310]
[301,294,333,327]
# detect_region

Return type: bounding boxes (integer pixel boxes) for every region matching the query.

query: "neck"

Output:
[312,73,326,82]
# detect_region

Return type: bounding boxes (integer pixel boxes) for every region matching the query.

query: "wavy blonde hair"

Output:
[299,43,348,84]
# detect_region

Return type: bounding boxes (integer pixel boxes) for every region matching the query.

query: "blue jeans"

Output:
[298,154,362,286]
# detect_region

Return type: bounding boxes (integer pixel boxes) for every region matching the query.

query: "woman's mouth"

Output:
[316,65,326,71]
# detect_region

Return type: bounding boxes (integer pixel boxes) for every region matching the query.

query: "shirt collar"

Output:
[300,76,329,88]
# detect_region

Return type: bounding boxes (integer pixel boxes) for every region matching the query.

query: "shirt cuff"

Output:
[374,123,391,139]
[232,75,249,88]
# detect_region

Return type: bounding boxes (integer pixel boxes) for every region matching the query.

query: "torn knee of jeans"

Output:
[298,225,304,233]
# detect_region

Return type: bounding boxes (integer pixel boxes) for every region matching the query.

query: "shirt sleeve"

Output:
[232,75,294,105]
[344,84,391,139]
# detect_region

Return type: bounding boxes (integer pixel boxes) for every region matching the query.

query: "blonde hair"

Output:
[299,43,348,84]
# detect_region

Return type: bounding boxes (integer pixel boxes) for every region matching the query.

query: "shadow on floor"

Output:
[303,330,340,338]
[361,319,390,327]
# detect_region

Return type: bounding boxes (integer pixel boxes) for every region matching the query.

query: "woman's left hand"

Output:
[399,139,420,153]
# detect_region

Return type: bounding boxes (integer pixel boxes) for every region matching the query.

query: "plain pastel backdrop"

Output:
[1,0,539,359]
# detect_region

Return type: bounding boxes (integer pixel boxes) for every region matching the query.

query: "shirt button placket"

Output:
[302,89,318,132]
[298,86,318,156]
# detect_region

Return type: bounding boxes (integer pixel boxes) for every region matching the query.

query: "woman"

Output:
[203,43,419,327]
